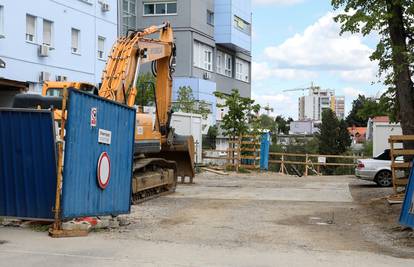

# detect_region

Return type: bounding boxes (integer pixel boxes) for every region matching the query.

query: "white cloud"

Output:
[252,62,318,81]
[253,0,304,5]
[252,92,297,118]
[263,12,378,79]
[339,68,378,83]
[342,87,366,98]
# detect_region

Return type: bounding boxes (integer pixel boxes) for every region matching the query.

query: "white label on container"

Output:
[137,126,144,135]
[98,129,112,145]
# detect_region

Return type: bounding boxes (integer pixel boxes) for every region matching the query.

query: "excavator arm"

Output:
[99,23,174,136]
[99,22,195,181]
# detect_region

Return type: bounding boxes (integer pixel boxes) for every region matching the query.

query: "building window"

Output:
[207,10,214,26]
[235,58,250,82]
[0,6,4,37]
[43,20,53,46]
[122,0,136,35]
[71,28,80,54]
[193,41,213,71]
[234,16,251,35]
[144,2,177,16]
[26,14,36,42]
[216,50,232,77]
[98,36,105,59]
[225,54,233,77]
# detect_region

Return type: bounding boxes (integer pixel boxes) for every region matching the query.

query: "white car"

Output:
[355,149,403,187]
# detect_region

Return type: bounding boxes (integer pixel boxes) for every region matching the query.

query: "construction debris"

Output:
[201,167,229,176]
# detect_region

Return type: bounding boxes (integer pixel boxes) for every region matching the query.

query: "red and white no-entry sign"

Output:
[97,152,111,189]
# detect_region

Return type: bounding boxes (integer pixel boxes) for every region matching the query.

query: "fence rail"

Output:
[268,152,360,176]
[202,135,263,171]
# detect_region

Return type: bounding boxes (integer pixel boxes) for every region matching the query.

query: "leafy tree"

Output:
[317,109,351,155]
[174,86,211,119]
[332,0,414,143]
[260,114,277,132]
[195,100,211,120]
[175,86,195,113]
[338,119,352,153]
[215,89,260,138]
[203,125,218,149]
[275,116,293,134]
[346,95,389,127]
[135,72,155,106]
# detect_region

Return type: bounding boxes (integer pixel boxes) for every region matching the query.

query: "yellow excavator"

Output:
[13,23,195,203]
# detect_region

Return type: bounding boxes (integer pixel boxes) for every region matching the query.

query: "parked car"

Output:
[355,149,403,187]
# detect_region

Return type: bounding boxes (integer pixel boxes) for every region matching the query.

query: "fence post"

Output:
[305,154,308,177]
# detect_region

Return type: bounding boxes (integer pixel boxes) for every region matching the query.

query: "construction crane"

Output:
[262,104,274,116]
[13,22,195,203]
[282,82,321,95]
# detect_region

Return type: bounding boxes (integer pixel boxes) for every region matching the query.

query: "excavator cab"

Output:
[43,82,98,97]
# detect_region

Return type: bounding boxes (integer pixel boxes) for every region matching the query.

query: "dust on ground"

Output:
[112,171,414,258]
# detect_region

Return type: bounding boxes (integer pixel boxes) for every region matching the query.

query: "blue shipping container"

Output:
[61,90,135,219]
[0,109,57,220]
[399,161,414,228]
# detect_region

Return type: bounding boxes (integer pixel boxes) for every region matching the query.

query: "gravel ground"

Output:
[1,171,414,266]
[114,172,414,258]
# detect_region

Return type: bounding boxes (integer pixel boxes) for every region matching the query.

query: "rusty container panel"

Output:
[0,109,57,220]
[399,162,414,228]
[61,90,135,219]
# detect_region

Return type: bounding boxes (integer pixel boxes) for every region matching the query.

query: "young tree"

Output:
[175,86,211,119]
[332,0,414,145]
[135,72,155,106]
[175,86,195,113]
[215,89,260,138]
[317,109,351,155]
[260,114,277,132]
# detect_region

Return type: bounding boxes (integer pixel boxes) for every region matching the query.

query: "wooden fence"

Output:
[269,152,360,176]
[389,135,414,195]
[202,135,261,171]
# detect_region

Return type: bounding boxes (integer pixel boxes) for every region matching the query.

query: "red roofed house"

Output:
[348,126,367,144]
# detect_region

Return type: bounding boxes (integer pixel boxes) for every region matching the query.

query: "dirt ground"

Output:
[119,172,414,258]
[1,171,414,266]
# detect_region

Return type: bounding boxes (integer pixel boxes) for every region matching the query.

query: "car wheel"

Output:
[375,170,393,187]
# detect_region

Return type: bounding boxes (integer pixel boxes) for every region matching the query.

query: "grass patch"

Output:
[238,167,251,174]
[29,224,51,232]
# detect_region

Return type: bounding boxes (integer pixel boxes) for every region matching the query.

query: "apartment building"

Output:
[127,0,252,127]
[298,87,345,122]
[0,0,118,106]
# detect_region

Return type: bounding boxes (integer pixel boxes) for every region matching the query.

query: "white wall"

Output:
[373,122,402,157]
[171,112,203,163]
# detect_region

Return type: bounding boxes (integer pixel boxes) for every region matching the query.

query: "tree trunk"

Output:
[386,0,414,152]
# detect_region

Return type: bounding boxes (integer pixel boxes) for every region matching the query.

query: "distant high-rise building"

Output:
[298,87,345,122]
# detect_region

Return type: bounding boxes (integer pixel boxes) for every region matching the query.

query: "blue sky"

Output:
[251,0,384,119]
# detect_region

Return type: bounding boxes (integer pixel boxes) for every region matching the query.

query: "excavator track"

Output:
[131,157,178,204]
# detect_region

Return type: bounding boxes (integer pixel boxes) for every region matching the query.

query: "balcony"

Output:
[214,0,251,53]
